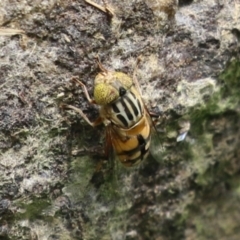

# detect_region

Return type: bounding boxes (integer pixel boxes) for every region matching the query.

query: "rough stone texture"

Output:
[0,0,239,239]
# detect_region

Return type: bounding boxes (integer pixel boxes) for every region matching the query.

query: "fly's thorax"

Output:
[93,71,133,105]
[105,86,144,128]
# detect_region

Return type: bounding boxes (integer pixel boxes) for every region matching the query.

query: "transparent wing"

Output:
[149,126,166,162]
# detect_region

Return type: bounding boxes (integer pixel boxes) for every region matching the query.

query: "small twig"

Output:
[0,28,24,36]
[84,0,114,17]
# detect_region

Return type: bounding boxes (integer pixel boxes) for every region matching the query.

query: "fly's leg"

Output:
[132,56,143,96]
[84,0,114,17]
[71,145,105,157]
[61,103,102,127]
[95,55,108,73]
[71,77,95,104]
[61,77,103,127]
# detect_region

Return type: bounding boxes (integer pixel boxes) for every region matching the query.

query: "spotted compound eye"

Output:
[114,72,133,90]
[94,83,119,105]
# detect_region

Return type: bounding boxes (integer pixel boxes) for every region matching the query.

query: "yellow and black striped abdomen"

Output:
[110,114,151,167]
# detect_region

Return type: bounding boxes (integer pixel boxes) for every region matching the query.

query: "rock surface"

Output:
[0,0,239,239]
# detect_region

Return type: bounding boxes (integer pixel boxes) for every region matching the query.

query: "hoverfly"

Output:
[63,58,154,167]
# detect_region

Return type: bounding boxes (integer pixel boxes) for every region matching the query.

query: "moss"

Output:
[16,198,52,222]
[220,60,240,98]
[183,59,240,239]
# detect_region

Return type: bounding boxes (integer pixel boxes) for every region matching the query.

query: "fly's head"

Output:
[93,70,133,105]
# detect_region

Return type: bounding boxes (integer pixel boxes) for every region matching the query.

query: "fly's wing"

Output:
[149,125,166,162]
[103,126,122,202]
[143,106,167,162]
[148,109,191,163]
[104,124,115,163]
[105,124,125,166]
